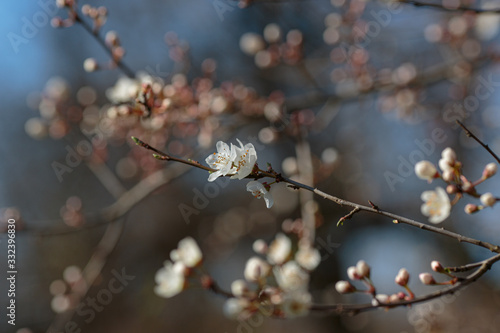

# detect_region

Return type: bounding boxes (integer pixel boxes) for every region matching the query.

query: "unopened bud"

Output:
[356,260,370,278]
[335,280,355,294]
[371,294,389,306]
[415,161,438,181]
[441,147,457,164]
[419,272,436,285]
[442,170,454,183]
[83,58,98,72]
[446,184,458,194]
[431,261,445,273]
[483,163,497,178]
[464,203,479,214]
[395,268,409,286]
[347,266,361,280]
[480,192,496,207]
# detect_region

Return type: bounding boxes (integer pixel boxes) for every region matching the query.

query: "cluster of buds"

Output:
[239,24,303,68]
[419,260,458,286]
[84,30,125,73]
[335,261,415,307]
[154,237,203,298]
[415,147,498,221]
[222,233,320,319]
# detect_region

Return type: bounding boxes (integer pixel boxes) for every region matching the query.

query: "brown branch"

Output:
[310,252,500,315]
[456,120,500,164]
[397,0,500,14]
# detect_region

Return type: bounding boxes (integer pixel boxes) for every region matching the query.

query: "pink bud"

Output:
[464,204,479,214]
[395,268,409,286]
[419,273,436,285]
[431,261,445,273]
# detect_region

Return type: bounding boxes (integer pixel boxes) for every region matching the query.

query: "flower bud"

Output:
[480,192,496,207]
[347,266,361,280]
[415,161,438,181]
[439,158,454,172]
[483,163,497,178]
[419,273,436,285]
[252,239,268,254]
[464,203,479,214]
[442,170,454,183]
[231,279,250,297]
[83,58,98,72]
[395,268,409,286]
[431,261,445,273]
[371,294,388,306]
[335,280,355,294]
[446,184,458,194]
[441,147,457,164]
[356,260,370,278]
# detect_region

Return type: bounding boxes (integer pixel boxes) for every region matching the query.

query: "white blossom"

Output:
[231,139,257,180]
[244,257,271,282]
[205,141,237,182]
[170,237,202,268]
[414,161,437,181]
[356,260,370,278]
[154,261,186,298]
[246,181,274,208]
[223,297,252,319]
[267,233,291,265]
[281,291,311,318]
[420,187,451,224]
[274,261,309,292]
[441,147,457,163]
[295,246,321,271]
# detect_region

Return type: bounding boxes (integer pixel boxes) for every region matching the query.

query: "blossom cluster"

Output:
[154,237,203,298]
[206,139,273,208]
[335,260,415,306]
[415,147,498,223]
[224,233,320,319]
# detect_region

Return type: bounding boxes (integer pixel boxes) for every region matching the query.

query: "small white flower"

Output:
[420,187,451,224]
[244,257,271,282]
[267,233,291,265]
[154,261,186,298]
[231,139,257,180]
[281,291,311,318]
[480,192,496,207]
[205,141,237,182]
[231,279,251,297]
[246,181,274,208]
[274,261,309,292]
[295,246,321,271]
[223,297,252,319]
[106,76,140,103]
[171,237,202,268]
[414,161,437,181]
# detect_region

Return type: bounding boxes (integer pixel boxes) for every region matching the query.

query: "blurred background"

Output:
[1,0,500,332]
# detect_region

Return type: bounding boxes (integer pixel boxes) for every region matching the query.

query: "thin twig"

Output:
[397,0,500,14]
[456,120,500,164]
